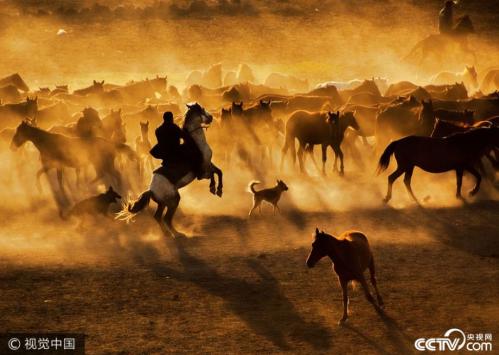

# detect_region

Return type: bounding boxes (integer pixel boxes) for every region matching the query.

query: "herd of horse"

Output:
[0,66,498,324]
[0,66,498,235]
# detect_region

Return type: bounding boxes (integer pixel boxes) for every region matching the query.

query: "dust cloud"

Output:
[0,0,498,266]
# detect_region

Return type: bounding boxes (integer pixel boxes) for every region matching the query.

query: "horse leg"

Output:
[154,203,165,221]
[333,145,344,176]
[339,278,349,325]
[358,274,382,314]
[163,192,184,238]
[56,168,68,200]
[465,166,482,196]
[384,167,404,203]
[297,143,306,174]
[455,168,464,199]
[36,166,49,192]
[321,144,327,176]
[306,145,321,174]
[212,165,223,197]
[369,258,384,308]
[209,174,216,195]
[403,166,419,204]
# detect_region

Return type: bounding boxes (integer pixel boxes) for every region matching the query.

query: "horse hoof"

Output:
[339,171,344,177]
[216,189,223,197]
[469,189,478,197]
[382,197,390,204]
[338,318,348,326]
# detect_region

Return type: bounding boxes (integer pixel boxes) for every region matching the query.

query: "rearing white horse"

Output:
[117,103,223,238]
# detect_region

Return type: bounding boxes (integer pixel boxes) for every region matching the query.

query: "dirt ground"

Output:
[0,191,498,354]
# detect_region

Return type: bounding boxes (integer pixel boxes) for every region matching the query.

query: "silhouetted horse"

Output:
[102,108,126,143]
[378,127,499,203]
[376,99,435,154]
[74,80,105,96]
[10,121,127,213]
[281,110,359,175]
[117,103,223,238]
[135,120,154,178]
[0,97,38,130]
[306,228,384,325]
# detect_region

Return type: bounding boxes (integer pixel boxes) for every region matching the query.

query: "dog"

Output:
[248,180,288,216]
[67,186,121,218]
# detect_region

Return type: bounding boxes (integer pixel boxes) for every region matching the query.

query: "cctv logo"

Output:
[415,328,493,352]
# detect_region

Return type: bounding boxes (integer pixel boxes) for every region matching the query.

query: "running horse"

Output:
[378,127,499,203]
[117,103,223,238]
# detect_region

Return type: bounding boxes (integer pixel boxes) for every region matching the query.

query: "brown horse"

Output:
[10,121,125,211]
[376,99,435,153]
[0,97,38,130]
[73,80,105,96]
[135,121,154,177]
[306,228,384,325]
[378,127,499,203]
[281,110,359,175]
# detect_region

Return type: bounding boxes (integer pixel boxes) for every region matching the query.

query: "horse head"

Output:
[343,111,360,131]
[10,120,33,150]
[92,80,105,92]
[26,96,38,117]
[230,101,244,118]
[326,111,340,125]
[140,120,149,134]
[306,228,331,268]
[184,103,213,132]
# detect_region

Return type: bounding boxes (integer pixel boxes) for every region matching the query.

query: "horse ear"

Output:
[315,227,319,234]
[108,186,114,192]
[101,80,105,85]
[93,80,97,84]
[186,103,192,109]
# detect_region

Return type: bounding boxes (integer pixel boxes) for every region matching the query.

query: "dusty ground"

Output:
[0,194,498,354]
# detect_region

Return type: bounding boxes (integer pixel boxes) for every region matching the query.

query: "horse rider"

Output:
[439,0,455,35]
[150,111,186,167]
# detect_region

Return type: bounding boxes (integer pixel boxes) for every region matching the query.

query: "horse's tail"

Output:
[248,181,260,194]
[377,141,399,174]
[115,190,152,223]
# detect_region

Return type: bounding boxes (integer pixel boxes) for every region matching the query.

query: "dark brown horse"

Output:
[376,99,435,154]
[378,127,499,203]
[281,110,359,175]
[306,228,384,325]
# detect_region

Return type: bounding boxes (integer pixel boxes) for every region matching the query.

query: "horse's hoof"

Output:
[382,197,390,204]
[210,187,216,195]
[338,318,348,326]
[172,232,186,239]
[339,171,345,177]
[216,189,223,197]
[469,189,478,197]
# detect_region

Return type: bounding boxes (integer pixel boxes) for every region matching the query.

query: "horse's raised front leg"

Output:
[212,164,223,197]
